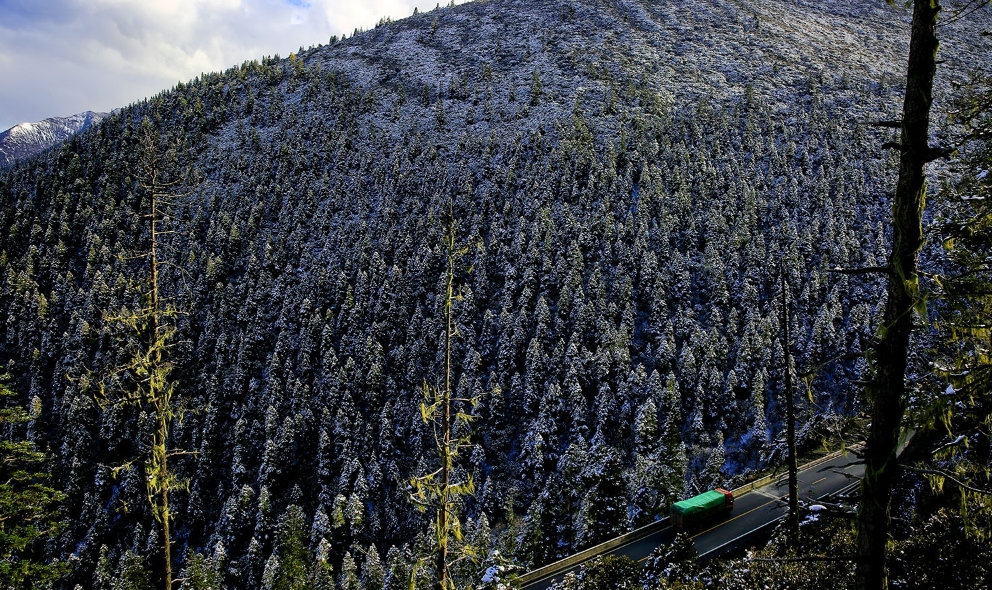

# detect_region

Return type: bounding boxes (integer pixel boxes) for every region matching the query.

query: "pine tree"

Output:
[116,550,154,590]
[308,539,335,590]
[178,550,224,590]
[382,546,411,590]
[629,394,668,525]
[362,544,384,590]
[576,445,627,548]
[0,380,69,588]
[263,505,310,590]
[337,551,359,590]
[660,373,688,502]
[529,68,543,106]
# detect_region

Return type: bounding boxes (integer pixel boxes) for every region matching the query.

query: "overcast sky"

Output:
[0,0,466,131]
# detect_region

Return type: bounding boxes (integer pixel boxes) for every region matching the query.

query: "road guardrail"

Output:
[728,442,864,498]
[517,517,671,586]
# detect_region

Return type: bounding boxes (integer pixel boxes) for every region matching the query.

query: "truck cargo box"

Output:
[670,488,733,530]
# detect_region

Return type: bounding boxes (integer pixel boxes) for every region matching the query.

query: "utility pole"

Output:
[781,263,799,540]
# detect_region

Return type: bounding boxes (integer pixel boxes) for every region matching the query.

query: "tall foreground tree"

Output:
[96,120,194,590]
[409,212,480,590]
[856,1,946,588]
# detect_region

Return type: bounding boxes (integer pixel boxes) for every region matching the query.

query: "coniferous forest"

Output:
[1,1,991,589]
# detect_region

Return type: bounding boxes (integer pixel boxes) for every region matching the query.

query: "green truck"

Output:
[670,488,734,530]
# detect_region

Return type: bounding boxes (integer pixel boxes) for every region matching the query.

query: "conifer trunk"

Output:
[856,2,941,588]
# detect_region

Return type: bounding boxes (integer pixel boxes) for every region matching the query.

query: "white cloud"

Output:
[0,0,466,130]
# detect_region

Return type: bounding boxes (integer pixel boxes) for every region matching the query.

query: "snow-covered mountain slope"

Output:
[1,0,991,587]
[0,111,106,166]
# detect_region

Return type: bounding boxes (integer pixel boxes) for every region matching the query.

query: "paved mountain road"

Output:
[522,448,864,590]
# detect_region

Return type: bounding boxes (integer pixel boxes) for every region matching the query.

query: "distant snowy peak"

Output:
[0,111,107,166]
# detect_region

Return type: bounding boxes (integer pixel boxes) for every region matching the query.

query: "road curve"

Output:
[522,447,864,590]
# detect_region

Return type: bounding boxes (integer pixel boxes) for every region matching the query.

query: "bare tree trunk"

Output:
[856,2,941,588]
